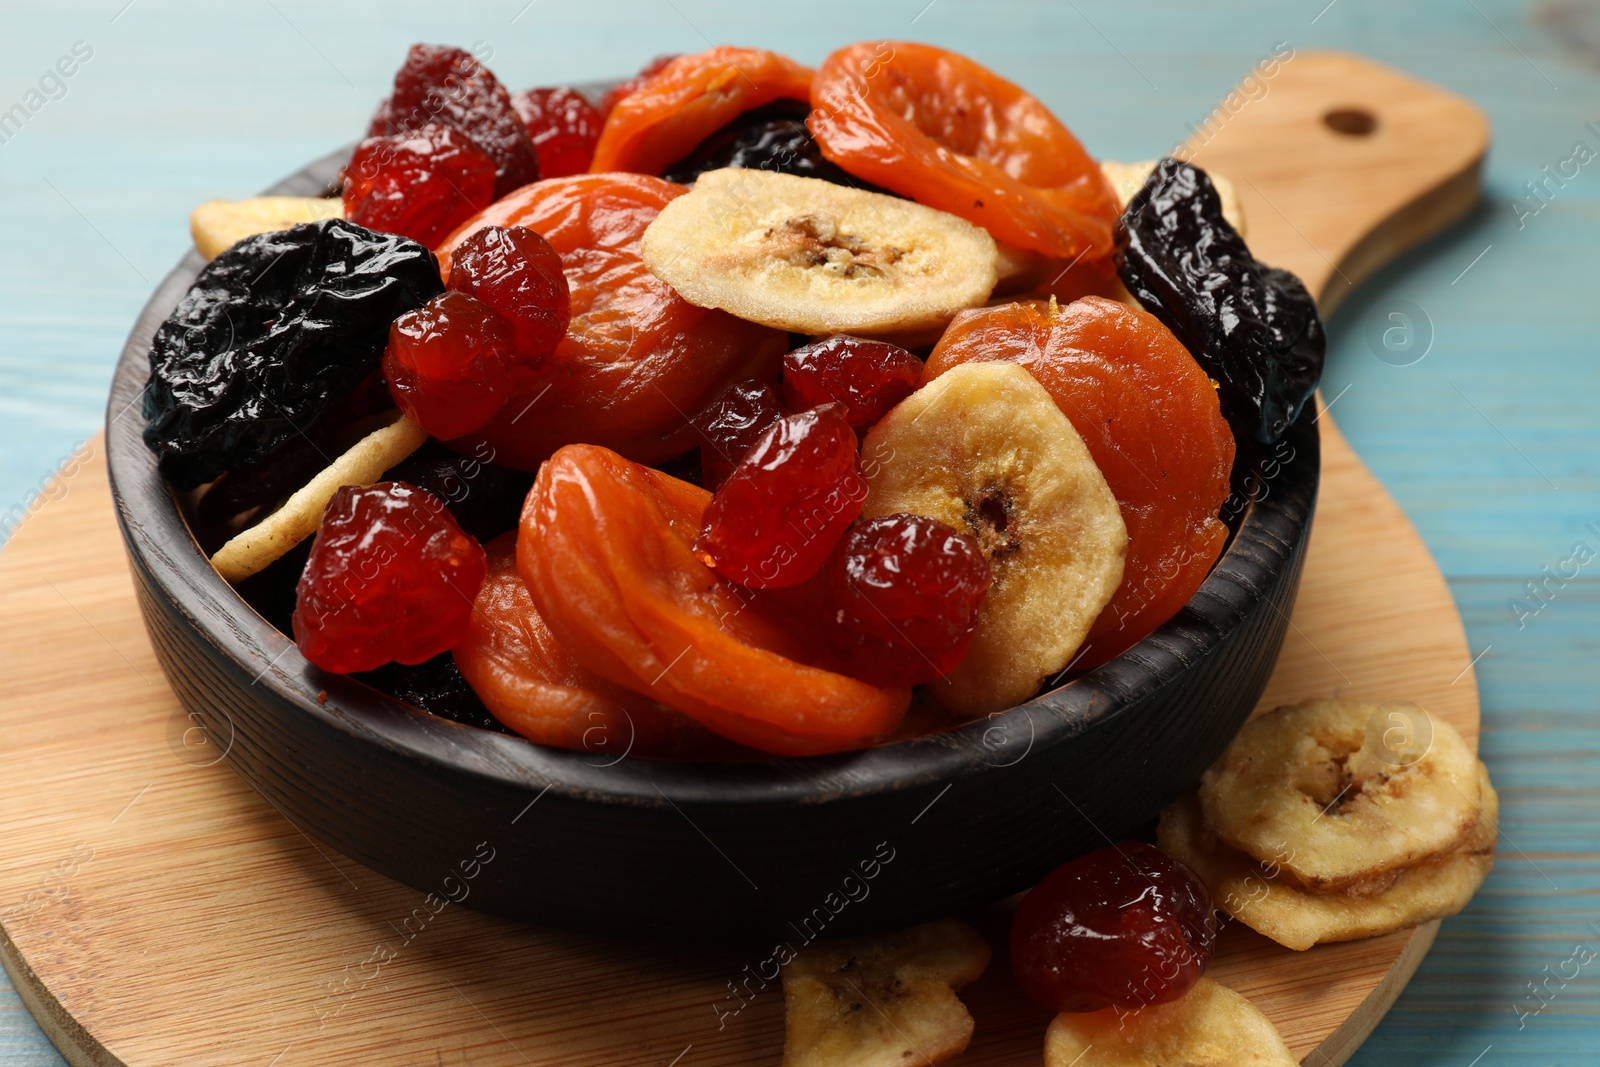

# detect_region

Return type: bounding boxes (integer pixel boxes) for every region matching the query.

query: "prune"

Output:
[293,481,487,674]
[382,43,540,199]
[342,124,498,248]
[662,99,882,189]
[1116,158,1325,443]
[692,378,785,490]
[382,440,535,544]
[511,87,602,178]
[143,219,443,489]
[782,334,921,430]
[360,652,511,734]
[383,291,523,441]
[447,225,571,361]
[824,514,991,687]
[1012,841,1217,1013]
[694,405,863,589]
[809,42,1120,260]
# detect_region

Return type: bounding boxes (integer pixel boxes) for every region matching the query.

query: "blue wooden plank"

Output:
[3,1,1599,1063]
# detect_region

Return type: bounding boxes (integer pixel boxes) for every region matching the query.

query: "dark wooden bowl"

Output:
[107,148,1319,943]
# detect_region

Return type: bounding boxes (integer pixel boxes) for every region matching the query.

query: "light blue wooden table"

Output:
[2,1,1596,1063]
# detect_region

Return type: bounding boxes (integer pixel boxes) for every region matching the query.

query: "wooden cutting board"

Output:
[0,52,1487,1067]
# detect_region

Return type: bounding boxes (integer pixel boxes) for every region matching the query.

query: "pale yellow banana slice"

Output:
[191,196,344,261]
[640,168,997,338]
[860,362,1127,716]
[1044,977,1297,1067]
[1198,699,1482,892]
[781,919,990,1067]
[1101,159,1247,235]
[1160,764,1497,951]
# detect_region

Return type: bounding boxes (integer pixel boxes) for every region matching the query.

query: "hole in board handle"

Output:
[1324,108,1378,137]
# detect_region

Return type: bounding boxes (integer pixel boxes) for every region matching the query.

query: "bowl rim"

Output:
[106,145,1321,811]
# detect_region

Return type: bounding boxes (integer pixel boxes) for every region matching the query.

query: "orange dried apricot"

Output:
[589,46,815,175]
[436,173,787,468]
[453,534,705,755]
[924,297,1235,667]
[519,444,910,755]
[808,42,1120,261]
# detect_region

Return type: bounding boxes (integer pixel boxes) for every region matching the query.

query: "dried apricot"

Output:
[590,46,815,175]
[924,297,1234,667]
[519,444,910,755]
[453,534,706,756]
[808,42,1120,261]
[435,174,787,468]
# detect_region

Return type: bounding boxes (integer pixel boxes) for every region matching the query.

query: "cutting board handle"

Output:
[1180,50,1489,312]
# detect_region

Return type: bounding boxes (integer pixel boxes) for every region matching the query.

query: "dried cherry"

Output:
[342,124,497,249]
[447,225,572,362]
[782,334,921,430]
[519,444,909,755]
[293,482,487,674]
[925,297,1235,667]
[383,291,522,440]
[590,46,815,175]
[694,405,863,589]
[809,42,1120,260]
[435,174,786,468]
[1011,842,1216,1014]
[661,99,878,188]
[454,534,705,753]
[382,43,540,198]
[511,86,603,177]
[1116,158,1325,443]
[143,219,443,489]
[823,514,991,687]
[692,378,786,490]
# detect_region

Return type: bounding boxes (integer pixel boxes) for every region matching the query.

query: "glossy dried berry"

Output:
[293,482,488,674]
[824,514,991,687]
[511,87,603,178]
[383,291,523,441]
[143,219,444,489]
[1116,158,1325,443]
[1012,842,1217,1014]
[447,225,572,363]
[342,124,497,248]
[694,404,863,589]
[382,43,540,198]
[782,335,922,430]
[693,378,785,490]
[661,99,879,189]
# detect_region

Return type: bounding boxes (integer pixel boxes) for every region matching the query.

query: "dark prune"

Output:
[359,652,511,733]
[382,441,536,544]
[143,219,443,489]
[383,43,540,199]
[1115,158,1324,444]
[662,99,888,192]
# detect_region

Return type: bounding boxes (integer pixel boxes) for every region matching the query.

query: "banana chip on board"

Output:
[781,919,990,1067]
[640,168,998,339]
[1198,699,1482,892]
[1044,977,1296,1067]
[1160,764,1497,952]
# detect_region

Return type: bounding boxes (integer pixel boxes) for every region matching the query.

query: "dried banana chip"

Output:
[1044,977,1296,1067]
[1101,159,1247,236]
[1198,699,1481,891]
[781,919,990,1067]
[640,168,998,339]
[1159,764,1497,952]
[209,414,428,583]
[191,196,344,261]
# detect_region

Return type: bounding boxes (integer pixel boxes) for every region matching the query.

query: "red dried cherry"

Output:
[694,405,863,588]
[342,124,497,248]
[383,292,523,440]
[447,225,572,362]
[824,514,990,687]
[1011,842,1217,1014]
[782,335,922,431]
[512,87,603,178]
[293,482,488,674]
[693,379,786,490]
[384,43,540,198]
